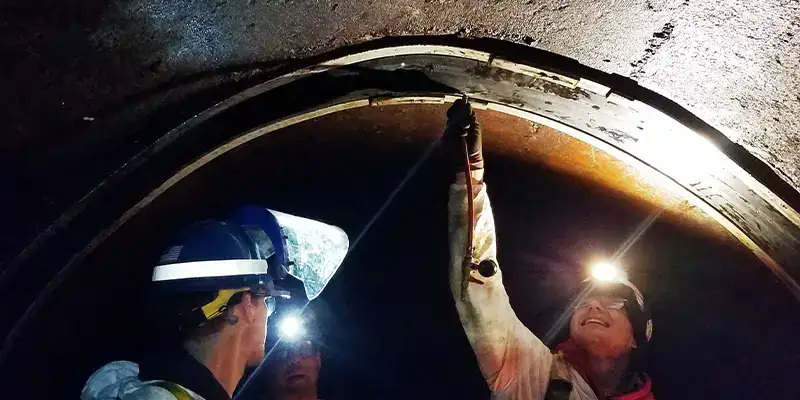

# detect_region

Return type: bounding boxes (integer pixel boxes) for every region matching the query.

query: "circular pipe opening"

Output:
[2,38,799,398]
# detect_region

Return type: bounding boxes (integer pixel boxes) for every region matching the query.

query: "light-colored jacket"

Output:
[448,180,599,400]
[81,361,204,400]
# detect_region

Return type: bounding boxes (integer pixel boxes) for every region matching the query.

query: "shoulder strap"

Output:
[148,381,194,400]
[545,352,573,400]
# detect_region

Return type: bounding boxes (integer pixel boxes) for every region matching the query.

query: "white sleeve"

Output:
[448,181,553,399]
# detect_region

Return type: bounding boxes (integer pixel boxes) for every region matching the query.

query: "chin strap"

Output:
[234,108,447,400]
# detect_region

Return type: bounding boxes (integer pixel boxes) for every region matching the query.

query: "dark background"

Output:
[2,120,799,399]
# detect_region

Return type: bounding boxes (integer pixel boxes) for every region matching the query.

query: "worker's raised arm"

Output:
[445,100,553,399]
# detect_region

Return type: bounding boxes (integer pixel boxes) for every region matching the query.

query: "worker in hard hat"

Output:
[80,220,285,400]
[445,100,654,400]
[81,208,349,400]
[264,312,323,400]
[234,295,329,400]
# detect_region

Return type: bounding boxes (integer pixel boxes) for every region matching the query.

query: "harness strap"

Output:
[545,352,574,400]
[150,381,194,400]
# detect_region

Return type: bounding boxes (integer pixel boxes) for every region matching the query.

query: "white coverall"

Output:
[448,179,599,400]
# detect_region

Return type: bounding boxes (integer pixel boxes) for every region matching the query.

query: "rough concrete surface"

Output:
[3,0,800,190]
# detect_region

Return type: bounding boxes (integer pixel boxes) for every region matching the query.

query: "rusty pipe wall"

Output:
[2,41,799,396]
[4,100,798,399]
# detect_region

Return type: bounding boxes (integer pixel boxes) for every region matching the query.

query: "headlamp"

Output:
[278,315,305,340]
[590,260,625,283]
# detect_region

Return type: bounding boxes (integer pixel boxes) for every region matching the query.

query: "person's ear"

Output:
[236,292,257,324]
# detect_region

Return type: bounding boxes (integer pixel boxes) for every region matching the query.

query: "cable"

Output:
[237,97,487,398]
[461,135,476,271]
[346,135,444,255]
[234,130,445,400]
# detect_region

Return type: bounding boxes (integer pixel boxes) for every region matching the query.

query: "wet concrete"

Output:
[2,0,799,192]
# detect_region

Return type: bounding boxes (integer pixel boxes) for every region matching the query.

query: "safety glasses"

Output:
[275,340,317,359]
[265,296,276,317]
[247,286,277,317]
[575,296,627,311]
[237,292,276,317]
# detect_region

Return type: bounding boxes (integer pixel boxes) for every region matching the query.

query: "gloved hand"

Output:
[444,99,484,170]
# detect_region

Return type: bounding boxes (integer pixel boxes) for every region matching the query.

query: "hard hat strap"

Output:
[200,288,248,320]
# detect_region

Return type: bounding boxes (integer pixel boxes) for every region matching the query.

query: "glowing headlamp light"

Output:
[278,315,305,341]
[590,261,625,283]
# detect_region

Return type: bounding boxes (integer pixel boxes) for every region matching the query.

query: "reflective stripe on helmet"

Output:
[152,259,269,282]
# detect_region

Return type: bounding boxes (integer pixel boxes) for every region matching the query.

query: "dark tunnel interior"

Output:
[4,105,800,399]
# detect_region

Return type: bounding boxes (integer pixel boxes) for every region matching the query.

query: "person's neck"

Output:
[274,387,317,400]
[187,335,246,398]
[585,352,629,398]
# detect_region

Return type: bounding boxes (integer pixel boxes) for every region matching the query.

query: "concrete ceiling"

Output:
[3,0,799,193]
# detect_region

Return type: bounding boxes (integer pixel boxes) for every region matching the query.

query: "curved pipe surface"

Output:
[2,37,799,364]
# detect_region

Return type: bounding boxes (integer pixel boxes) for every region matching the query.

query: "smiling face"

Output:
[569,295,636,358]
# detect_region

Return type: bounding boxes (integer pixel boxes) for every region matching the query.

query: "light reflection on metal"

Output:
[635,127,729,183]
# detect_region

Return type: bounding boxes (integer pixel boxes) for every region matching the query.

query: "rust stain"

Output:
[474,108,735,243]
[298,104,738,245]
[207,103,739,247]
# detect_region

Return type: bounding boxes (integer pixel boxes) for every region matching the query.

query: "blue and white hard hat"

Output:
[153,207,349,323]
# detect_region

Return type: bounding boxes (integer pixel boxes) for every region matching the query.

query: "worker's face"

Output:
[569,295,635,358]
[236,292,270,366]
[271,340,321,394]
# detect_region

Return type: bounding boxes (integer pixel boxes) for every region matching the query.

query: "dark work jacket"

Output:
[138,349,231,400]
